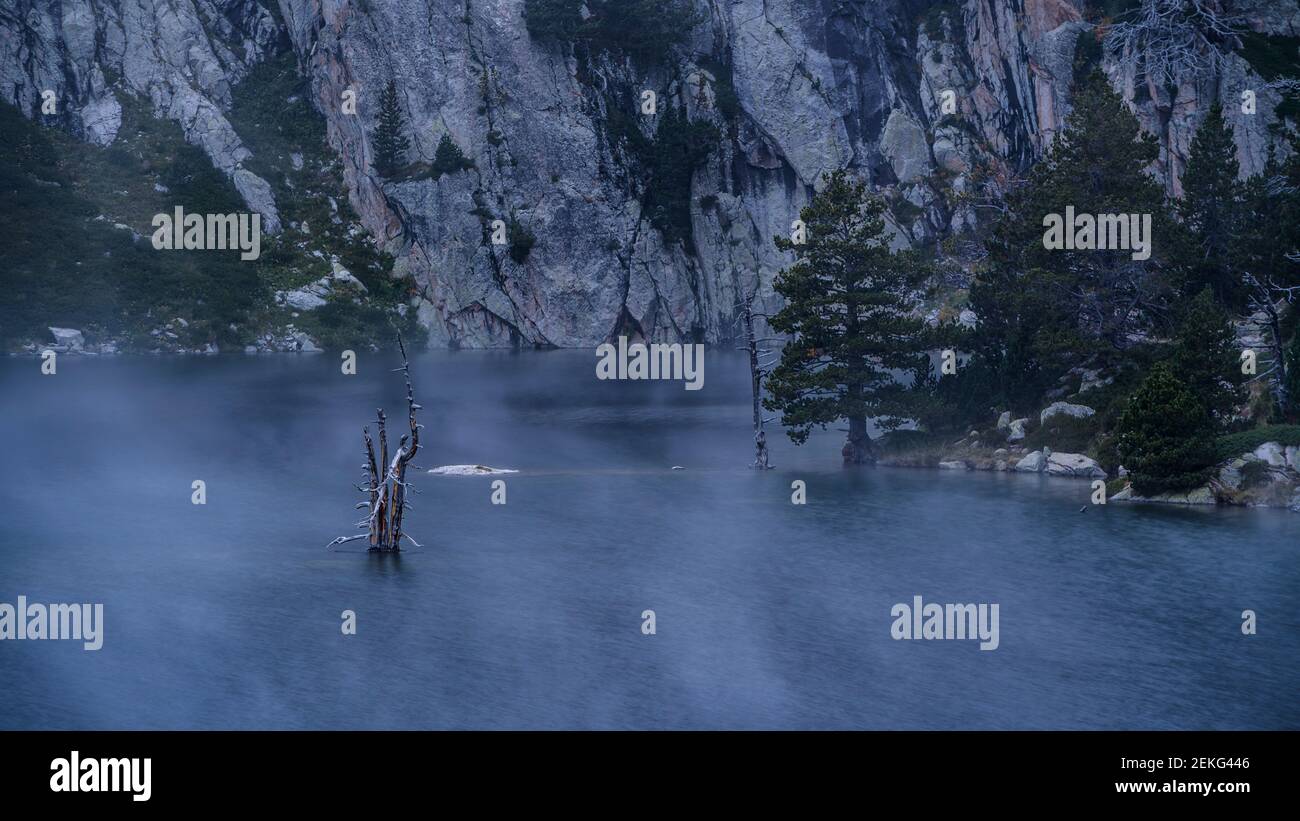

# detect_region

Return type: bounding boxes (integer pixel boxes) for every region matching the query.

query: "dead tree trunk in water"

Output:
[739,292,777,469]
[329,335,423,551]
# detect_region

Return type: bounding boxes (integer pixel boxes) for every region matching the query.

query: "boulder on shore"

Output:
[1045,451,1106,479]
[274,262,368,312]
[48,327,85,352]
[1014,450,1048,473]
[1112,484,1217,505]
[1253,442,1287,467]
[1015,448,1104,479]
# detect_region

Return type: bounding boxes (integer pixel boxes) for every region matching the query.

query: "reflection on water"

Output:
[0,351,1296,729]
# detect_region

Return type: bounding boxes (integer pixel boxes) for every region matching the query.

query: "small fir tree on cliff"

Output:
[371,80,411,178]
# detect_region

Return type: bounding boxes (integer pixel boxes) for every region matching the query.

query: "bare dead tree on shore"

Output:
[737,284,780,469]
[1241,271,1299,415]
[328,334,424,551]
[1106,0,1243,88]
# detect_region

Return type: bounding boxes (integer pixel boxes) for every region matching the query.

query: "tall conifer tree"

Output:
[372,80,411,178]
[1177,103,1241,304]
[764,171,935,464]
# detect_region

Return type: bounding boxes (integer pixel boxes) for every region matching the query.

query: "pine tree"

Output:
[1236,140,1300,291]
[1169,287,1244,428]
[1177,103,1241,305]
[763,170,935,464]
[431,133,473,178]
[371,80,411,178]
[970,70,1173,406]
[1117,363,1218,496]
[645,107,717,247]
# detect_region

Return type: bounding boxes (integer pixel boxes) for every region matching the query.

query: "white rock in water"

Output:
[1045,451,1106,479]
[1040,401,1095,424]
[939,460,970,470]
[48,327,84,351]
[428,465,519,476]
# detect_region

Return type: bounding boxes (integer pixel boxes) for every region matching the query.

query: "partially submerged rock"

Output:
[1045,451,1106,479]
[1014,447,1105,479]
[428,465,519,476]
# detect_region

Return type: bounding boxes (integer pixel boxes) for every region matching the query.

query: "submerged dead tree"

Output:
[738,287,779,469]
[328,335,423,551]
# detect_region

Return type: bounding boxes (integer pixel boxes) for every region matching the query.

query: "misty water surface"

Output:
[1,351,1297,728]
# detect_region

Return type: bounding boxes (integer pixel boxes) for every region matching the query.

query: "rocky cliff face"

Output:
[3,0,1297,347]
[1,0,287,232]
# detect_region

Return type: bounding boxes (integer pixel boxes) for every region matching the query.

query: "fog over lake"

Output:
[1,352,1297,729]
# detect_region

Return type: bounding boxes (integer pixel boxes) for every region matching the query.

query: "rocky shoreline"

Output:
[10,325,328,357]
[891,441,1300,512]
[880,401,1300,513]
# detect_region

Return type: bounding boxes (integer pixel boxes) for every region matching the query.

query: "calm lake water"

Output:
[1,351,1297,729]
